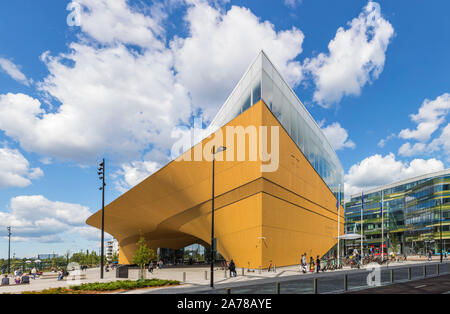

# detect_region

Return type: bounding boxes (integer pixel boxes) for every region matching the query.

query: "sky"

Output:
[0,0,449,258]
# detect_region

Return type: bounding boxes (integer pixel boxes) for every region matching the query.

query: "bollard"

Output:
[274,264,277,273]
[204,271,208,280]
[437,264,440,275]
[183,272,186,282]
[226,288,231,295]
[423,265,426,277]
[313,278,318,294]
[408,267,411,280]
[276,282,280,294]
[224,270,227,278]
[344,274,348,292]
[258,266,261,274]
[242,268,245,276]
[390,269,394,283]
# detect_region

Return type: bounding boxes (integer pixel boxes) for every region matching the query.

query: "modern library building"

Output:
[87,51,345,268]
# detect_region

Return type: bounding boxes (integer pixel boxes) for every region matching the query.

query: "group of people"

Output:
[299,253,322,273]
[147,260,164,273]
[1,271,32,286]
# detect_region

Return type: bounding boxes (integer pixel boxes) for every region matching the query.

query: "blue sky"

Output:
[0,0,449,258]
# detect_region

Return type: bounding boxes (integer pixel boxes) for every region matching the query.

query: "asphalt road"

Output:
[142,260,450,294]
[348,273,450,294]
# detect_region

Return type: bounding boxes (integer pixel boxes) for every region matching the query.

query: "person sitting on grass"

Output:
[1,274,9,286]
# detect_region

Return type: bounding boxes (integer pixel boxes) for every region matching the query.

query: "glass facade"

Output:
[209,51,344,198]
[345,170,450,255]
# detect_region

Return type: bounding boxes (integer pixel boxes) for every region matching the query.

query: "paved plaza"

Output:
[1,257,449,294]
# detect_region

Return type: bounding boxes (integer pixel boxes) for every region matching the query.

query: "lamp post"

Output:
[440,198,443,263]
[98,159,106,279]
[210,145,226,289]
[7,226,11,274]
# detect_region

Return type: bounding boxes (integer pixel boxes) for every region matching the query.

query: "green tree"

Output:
[132,234,156,280]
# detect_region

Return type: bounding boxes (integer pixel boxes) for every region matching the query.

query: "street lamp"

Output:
[98,159,106,279]
[440,198,443,263]
[7,226,11,274]
[211,145,226,289]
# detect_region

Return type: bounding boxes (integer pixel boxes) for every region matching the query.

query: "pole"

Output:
[337,184,341,267]
[440,198,443,263]
[100,159,105,279]
[361,191,364,256]
[210,146,215,288]
[381,190,384,262]
[7,226,11,274]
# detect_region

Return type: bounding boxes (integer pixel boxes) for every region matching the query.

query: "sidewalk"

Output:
[1,258,448,294]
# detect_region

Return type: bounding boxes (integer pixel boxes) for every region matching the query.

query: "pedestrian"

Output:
[229,259,237,277]
[148,261,154,273]
[31,267,37,280]
[428,250,432,261]
[309,256,315,273]
[1,274,9,286]
[316,255,321,273]
[158,260,163,269]
[300,253,307,273]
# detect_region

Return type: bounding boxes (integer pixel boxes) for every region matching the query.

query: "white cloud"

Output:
[0,195,92,242]
[377,132,395,148]
[172,0,305,120]
[73,0,166,49]
[344,153,444,199]
[428,123,450,161]
[0,147,43,188]
[398,142,427,157]
[0,0,307,168]
[304,1,394,106]
[0,57,32,86]
[114,160,161,192]
[399,93,450,142]
[321,122,355,150]
[284,0,302,9]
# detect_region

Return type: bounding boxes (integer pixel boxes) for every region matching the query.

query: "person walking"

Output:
[229,259,237,277]
[428,250,432,261]
[148,261,154,273]
[316,255,321,273]
[31,267,37,280]
[300,253,307,273]
[309,256,315,273]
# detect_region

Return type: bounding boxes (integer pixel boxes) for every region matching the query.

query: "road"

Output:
[347,273,450,294]
[139,261,450,294]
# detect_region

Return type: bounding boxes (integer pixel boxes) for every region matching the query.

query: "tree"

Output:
[132,234,156,280]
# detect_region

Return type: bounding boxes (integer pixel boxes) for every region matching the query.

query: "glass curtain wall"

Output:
[208,51,344,198]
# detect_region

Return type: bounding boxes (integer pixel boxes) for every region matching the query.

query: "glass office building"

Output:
[209,51,344,197]
[345,169,450,255]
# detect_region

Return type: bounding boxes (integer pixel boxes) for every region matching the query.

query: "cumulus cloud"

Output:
[0,195,92,242]
[0,57,32,86]
[0,146,43,188]
[398,142,427,157]
[303,1,394,106]
[0,0,306,169]
[321,122,355,150]
[344,153,444,199]
[172,0,305,120]
[399,93,450,142]
[114,160,161,193]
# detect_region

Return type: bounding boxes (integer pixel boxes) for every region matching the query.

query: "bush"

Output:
[69,279,179,291]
